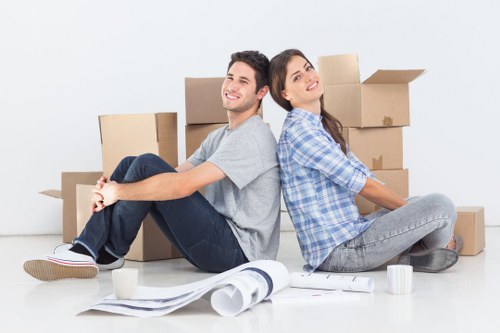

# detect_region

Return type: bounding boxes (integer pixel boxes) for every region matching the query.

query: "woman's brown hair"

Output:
[269,49,347,155]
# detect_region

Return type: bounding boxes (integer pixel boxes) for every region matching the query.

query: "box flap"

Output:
[318,54,360,84]
[363,69,426,84]
[39,189,62,198]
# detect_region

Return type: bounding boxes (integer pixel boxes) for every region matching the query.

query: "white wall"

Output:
[1,0,499,235]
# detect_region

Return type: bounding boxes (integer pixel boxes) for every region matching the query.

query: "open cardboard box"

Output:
[319,53,425,127]
[40,171,102,243]
[99,112,178,178]
[99,112,181,261]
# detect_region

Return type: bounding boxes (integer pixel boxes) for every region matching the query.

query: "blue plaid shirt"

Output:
[278,108,376,271]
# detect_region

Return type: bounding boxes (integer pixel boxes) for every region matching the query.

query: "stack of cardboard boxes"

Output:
[184,78,228,159]
[318,53,485,255]
[318,53,423,215]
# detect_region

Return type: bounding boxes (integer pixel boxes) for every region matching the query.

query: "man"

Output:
[24,51,281,281]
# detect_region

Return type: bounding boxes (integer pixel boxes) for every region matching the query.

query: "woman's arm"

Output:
[358,177,406,211]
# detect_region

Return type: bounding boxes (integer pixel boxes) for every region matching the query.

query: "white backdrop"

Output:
[1,0,499,235]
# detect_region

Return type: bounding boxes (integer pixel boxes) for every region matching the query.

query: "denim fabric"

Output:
[75,153,248,273]
[318,193,456,272]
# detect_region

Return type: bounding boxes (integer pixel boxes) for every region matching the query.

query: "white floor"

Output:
[2,227,500,333]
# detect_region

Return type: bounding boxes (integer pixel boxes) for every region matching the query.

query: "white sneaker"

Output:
[97,257,125,271]
[53,243,72,254]
[23,250,98,281]
[53,243,125,271]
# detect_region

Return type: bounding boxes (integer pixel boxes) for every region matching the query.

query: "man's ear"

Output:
[257,85,269,100]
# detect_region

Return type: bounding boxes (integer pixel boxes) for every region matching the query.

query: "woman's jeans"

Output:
[75,153,248,273]
[318,193,457,272]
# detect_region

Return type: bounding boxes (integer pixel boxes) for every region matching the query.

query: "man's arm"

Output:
[175,160,196,173]
[96,161,225,207]
[358,177,406,211]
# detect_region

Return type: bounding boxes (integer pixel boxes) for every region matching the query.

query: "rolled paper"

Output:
[289,272,375,293]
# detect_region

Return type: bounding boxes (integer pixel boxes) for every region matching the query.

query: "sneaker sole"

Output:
[407,248,458,273]
[97,258,125,271]
[23,260,98,281]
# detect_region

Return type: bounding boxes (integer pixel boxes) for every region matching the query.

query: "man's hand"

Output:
[91,176,108,213]
[95,180,119,207]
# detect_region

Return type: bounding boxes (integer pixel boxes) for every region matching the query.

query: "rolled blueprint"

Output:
[289,272,374,293]
[211,261,290,317]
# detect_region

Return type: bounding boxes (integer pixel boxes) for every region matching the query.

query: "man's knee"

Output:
[132,153,175,173]
[118,156,136,168]
[134,153,168,167]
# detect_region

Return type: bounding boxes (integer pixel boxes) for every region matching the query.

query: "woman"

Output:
[269,49,461,272]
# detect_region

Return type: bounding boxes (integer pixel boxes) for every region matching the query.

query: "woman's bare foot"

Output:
[446,234,463,253]
[446,235,457,250]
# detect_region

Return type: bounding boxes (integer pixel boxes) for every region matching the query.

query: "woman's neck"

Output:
[293,100,321,115]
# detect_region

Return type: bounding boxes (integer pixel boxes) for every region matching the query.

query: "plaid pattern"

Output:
[278,108,376,271]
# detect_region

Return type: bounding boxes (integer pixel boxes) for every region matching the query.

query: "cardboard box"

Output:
[185,123,229,196]
[76,185,181,261]
[185,77,227,124]
[99,113,178,178]
[355,169,409,215]
[185,123,227,158]
[40,171,102,243]
[344,127,403,170]
[454,206,485,256]
[99,112,181,261]
[76,184,94,235]
[185,77,263,124]
[319,54,425,128]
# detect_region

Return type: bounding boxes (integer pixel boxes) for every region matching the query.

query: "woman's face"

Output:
[282,55,324,109]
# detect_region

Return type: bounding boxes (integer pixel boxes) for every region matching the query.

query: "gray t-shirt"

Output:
[187,115,280,261]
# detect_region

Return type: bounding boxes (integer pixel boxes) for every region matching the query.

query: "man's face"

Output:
[221,61,262,113]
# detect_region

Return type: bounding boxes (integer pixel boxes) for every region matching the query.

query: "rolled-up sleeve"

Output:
[287,124,368,194]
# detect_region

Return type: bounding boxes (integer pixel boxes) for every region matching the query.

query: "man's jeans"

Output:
[318,193,457,272]
[75,153,248,273]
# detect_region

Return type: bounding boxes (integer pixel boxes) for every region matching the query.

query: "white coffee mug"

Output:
[112,268,138,299]
[387,265,413,295]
